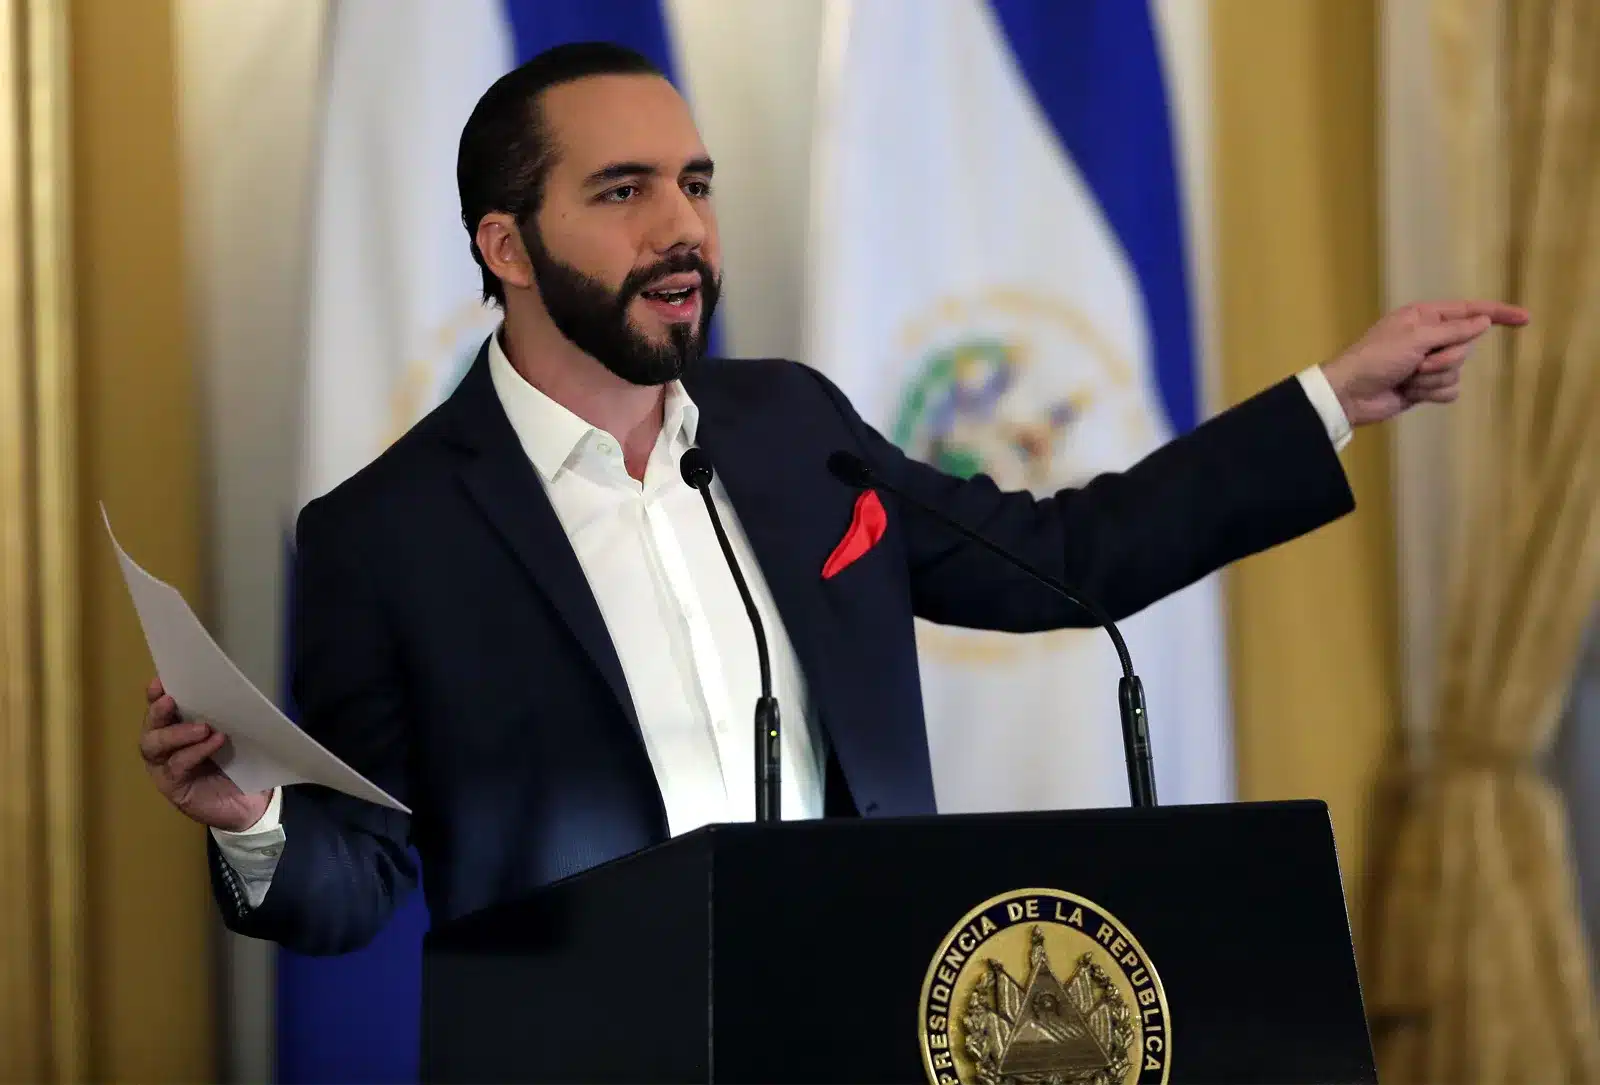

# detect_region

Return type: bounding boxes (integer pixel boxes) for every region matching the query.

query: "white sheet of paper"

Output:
[104,504,409,814]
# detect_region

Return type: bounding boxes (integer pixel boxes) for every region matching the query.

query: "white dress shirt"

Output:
[213,332,828,906]
[211,354,1350,907]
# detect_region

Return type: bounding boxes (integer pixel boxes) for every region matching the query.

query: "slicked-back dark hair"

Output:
[457,41,665,306]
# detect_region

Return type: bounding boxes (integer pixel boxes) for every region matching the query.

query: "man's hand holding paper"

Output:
[105,505,408,825]
[140,677,272,831]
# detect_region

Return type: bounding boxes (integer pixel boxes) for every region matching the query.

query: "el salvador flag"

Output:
[280,2,688,1081]
[808,0,1233,815]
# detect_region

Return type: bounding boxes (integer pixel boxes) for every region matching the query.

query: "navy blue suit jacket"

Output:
[210,347,1354,954]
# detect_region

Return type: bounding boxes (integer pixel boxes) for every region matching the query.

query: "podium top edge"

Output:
[692,796,1331,836]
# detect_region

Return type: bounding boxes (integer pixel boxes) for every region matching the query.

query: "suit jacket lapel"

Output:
[437,347,642,741]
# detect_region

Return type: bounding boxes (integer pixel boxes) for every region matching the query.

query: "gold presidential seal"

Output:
[918,889,1170,1085]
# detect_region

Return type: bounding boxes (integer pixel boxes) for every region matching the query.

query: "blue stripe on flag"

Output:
[275,3,684,1082]
[987,0,1198,433]
[503,0,676,78]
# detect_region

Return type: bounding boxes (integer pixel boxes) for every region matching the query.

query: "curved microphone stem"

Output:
[827,450,1157,808]
[683,458,781,822]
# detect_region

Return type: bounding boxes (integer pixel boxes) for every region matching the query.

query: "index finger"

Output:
[143,692,181,732]
[146,676,164,703]
[1430,300,1529,326]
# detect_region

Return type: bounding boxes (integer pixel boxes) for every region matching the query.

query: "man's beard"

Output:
[524,227,720,386]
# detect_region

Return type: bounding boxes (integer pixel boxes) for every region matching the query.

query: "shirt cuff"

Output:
[210,785,284,883]
[1296,365,1353,452]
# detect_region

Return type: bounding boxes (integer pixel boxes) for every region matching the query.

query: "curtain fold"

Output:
[1368,0,1600,1078]
[0,0,83,1081]
[73,0,216,1077]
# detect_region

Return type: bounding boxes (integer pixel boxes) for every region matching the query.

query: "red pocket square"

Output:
[822,490,887,579]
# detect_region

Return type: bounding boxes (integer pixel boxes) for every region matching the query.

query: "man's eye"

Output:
[602,185,638,203]
[684,180,712,198]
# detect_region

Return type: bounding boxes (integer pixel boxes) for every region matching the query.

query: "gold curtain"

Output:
[3,0,213,1080]
[1211,0,1401,957]
[73,0,215,1079]
[0,0,83,1079]
[1367,0,1600,1080]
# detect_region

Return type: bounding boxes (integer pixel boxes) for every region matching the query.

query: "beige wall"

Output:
[1212,0,1399,958]
[75,0,214,1079]
[1382,0,1455,739]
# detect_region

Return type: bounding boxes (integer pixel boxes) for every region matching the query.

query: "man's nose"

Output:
[646,185,707,253]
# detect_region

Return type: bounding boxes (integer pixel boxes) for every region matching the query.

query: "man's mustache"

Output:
[618,253,718,307]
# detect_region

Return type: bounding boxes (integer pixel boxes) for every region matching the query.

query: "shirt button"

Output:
[261,845,281,858]
[715,719,728,733]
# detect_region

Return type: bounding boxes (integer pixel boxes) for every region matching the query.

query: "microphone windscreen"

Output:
[679,447,715,489]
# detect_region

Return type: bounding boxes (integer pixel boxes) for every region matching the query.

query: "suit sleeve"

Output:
[207,495,417,955]
[802,366,1356,629]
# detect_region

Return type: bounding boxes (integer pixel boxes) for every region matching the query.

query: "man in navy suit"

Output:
[140,42,1523,954]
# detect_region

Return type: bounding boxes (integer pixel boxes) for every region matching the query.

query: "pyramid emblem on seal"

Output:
[992,927,1114,1077]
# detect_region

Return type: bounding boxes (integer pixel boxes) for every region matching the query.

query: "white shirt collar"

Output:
[486,327,700,481]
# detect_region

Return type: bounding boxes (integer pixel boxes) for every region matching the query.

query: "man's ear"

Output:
[475,212,533,294]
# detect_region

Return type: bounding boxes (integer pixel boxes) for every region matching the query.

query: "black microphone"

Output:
[679,447,781,822]
[826,449,1158,808]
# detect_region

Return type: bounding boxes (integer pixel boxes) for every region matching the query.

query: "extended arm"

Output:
[806,367,1353,630]
[804,297,1527,630]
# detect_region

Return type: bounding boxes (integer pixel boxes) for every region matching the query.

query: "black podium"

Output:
[421,800,1376,1084]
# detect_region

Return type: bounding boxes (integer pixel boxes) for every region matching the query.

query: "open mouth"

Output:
[637,281,701,320]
